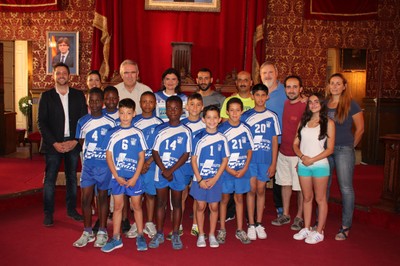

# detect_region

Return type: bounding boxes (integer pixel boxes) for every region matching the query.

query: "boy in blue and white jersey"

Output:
[241,83,281,241]
[101,98,148,253]
[179,93,205,238]
[190,105,229,248]
[73,88,116,248]
[149,96,192,250]
[217,97,254,245]
[102,86,120,121]
[127,91,163,239]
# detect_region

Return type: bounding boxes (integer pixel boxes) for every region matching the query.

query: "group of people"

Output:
[38,60,364,253]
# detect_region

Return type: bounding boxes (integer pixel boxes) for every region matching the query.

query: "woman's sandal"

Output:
[335,226,351,241]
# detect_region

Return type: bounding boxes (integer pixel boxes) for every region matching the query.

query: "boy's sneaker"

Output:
[305,231,324,244]
[197,234,206,248]
[271,214,291,226]
[171,233,183,250]
[209,235,219,248]
[121,218,130,234]
[73,231,95,247]
[293,227,311,240]
[166,229,183,241]
[126,223,138,238]
[94,231,108,248]
[291,217,304,231]
[143,222,157,238]
[235,230,251,244]
[216,229,226,244]
[247,225,257,240]
[225,215,235,222]
[101,237,123,253]
[149,233,164,248]
[136,235,148,251]
[191,225,199,237]
[255,224,267,239]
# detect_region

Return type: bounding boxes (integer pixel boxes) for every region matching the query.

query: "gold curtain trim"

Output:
[252,19,265,84]
[93,11,111,79]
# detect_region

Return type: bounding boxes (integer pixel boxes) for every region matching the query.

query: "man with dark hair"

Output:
[196,68,225,109]
[38,62,87,226]
[52,37,74,68]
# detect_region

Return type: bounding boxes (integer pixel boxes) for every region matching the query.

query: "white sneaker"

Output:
[293,228,311,240]
[197,234,206,248]
[143,222,157,238]
[126,223,138,238]
[209,235,219,248]
[73,231,95,247]
[247,225,257,240]
[255,224,267,239]
[305,231,324,244]
[94,231,108,248]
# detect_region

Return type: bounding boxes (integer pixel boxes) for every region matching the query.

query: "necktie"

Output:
[61,55,65,63]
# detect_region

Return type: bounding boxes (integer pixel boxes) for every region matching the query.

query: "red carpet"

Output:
[0,155,44,198]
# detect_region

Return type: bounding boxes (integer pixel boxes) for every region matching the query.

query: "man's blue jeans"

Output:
[328,146,355,228]
[43,149,80,215]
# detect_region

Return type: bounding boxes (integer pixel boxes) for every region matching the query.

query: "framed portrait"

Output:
[145,0,220,12]
[46,31,79,75]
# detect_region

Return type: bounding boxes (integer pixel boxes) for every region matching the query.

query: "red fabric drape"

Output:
[0,0,60,12]
[92,0,266,90]
[304,0,378,20]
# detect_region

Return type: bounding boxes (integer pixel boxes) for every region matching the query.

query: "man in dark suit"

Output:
[52,37,74,68]
[38,62,87,226]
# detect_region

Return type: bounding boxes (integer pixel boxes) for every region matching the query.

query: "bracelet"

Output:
[300,154,304,159]
[198,178,203,183]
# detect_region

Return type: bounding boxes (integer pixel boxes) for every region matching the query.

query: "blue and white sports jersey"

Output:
[192,130,230,180]
[132,114,164,160]
[155,91,188,121]
[218,121,254,171]
[241,108,281,164]
[76,114,116,167]
[152,123,192,181]
[102,108,119,121]
[105,126,148,179]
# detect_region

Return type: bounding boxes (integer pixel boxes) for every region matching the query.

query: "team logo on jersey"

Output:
[218,144,222,151]
[101,128,108,135]
[117,153,127,162]
[131,138,137,146]
[241,136,247,143]
[177,136,183,144]
[266,121,271,128]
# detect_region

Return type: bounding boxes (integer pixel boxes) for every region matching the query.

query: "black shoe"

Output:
[92,219,100,233]
[67,210,83,221]
[121,218,130,234]
[43,214,54,227]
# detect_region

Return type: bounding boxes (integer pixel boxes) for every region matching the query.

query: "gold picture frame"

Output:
[145,0,220,13]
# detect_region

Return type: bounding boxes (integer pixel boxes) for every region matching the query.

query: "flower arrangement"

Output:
[18,96,32,116]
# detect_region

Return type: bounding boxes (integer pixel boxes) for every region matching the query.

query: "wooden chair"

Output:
[25,131,41,159]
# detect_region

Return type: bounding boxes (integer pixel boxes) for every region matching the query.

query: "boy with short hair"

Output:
[73,87,116,248]
[217,97,254,244]
[101,98,148,253]
[126,91,164,239]
[102,86,120,121]
[149,96,192,250]
[241,83,281,240]
[190,105,229,248]
[180,93,205,237]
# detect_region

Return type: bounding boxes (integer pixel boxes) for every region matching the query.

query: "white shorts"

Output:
[275,152,301,191]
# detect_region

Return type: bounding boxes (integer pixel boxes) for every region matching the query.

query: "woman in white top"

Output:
[292,93,335,244]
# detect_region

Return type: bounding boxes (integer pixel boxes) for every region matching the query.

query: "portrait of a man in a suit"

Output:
[52,37,74,68]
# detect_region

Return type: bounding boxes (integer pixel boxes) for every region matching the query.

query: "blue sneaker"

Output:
[149,233,164,249]
[101,237,123,253]
[171,233,183,250]
[136,235,148,251]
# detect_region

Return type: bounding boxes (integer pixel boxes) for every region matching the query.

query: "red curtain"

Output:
[0,0,60,12]
[92,0,266,90]
[304,0,378,20]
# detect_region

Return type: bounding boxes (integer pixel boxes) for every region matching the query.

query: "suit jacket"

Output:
[52,53,74,68]
[38,87,87,154]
